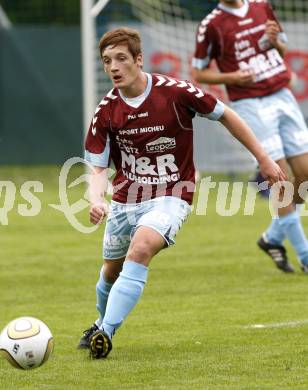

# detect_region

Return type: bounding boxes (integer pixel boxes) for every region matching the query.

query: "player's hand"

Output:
[89,201,109,225]
[230,69,255,86]
[259,156,286,187]
[265,20,280,46]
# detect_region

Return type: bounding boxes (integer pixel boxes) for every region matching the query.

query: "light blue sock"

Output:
[265,205,305,245]
[102,261,148,339]
[265,218,285,245]
[95,268,113,328]
[279,211,308,265]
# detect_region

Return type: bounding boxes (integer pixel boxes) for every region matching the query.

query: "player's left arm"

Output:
[265,20,287,57]
[176,84,285,184]
[265,2,288,57]
[219,106,285,185]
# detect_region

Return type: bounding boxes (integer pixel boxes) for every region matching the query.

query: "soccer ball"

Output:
[0,317,53,369]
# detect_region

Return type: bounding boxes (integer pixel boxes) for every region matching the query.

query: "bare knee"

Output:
[126,241,154,264]
[102,259,124,283]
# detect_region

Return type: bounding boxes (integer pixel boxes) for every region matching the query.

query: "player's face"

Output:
[102,44,143,91]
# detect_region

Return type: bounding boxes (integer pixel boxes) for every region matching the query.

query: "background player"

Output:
[79,27,284,359]
[192,0,308,273]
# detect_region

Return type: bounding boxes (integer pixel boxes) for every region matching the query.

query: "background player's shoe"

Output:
[257,234,295,273]
[89,330,112,359]
[77,324,98,349]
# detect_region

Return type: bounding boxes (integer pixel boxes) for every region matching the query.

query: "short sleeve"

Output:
[192,21,220,70]
[84,106,110,168]
[177,81,225,121]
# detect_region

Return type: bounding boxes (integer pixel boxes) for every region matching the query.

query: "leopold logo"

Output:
[145,137,176,153]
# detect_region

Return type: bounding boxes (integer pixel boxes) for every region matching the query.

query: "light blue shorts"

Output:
[231,88,308,161]
[102,196,192,260]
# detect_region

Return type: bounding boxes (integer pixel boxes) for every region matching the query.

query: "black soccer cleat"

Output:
[77,324,99,349]
[257,234,295,273]
[89,330,112,359]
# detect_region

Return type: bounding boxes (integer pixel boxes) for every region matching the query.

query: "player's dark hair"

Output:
[99,27,142,60]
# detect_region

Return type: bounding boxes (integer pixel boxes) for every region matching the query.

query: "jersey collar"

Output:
[218,0,249,18]
[118,73,152,108]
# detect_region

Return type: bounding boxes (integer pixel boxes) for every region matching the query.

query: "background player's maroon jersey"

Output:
[192,0,291,101]
[85,73,224,204]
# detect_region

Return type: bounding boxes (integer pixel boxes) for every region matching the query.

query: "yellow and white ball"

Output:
[0,317,53,369]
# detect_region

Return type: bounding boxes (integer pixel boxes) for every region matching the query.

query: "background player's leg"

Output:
[287,153,308,205]
[265,159,291,245]
[230,96,290,269]
[269,157,308,268]
[260,159,294,272]
[285,153,308,268]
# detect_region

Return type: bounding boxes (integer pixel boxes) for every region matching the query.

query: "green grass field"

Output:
[1,166,308,390]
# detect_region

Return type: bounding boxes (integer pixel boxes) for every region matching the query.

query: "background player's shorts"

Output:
[230,88,308,161]
[102,196,192,260]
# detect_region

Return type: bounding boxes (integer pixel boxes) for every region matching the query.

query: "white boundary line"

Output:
[243,320,308,329]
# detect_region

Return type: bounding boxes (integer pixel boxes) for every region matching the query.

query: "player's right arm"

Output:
[84,103,111,225]
[88,166,109,225]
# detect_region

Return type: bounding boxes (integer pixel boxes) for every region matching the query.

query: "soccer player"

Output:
[79,27,284,359]
[192,0,308,273]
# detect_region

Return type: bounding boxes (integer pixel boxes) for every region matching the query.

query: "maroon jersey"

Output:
[85,73,224,204]
[192,0,291,101]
